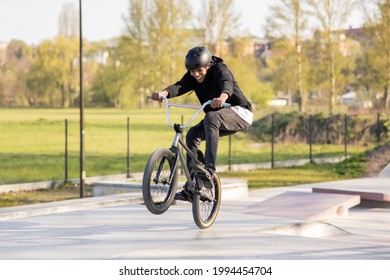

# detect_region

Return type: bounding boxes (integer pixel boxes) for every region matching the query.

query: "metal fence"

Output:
[60,113,388,181]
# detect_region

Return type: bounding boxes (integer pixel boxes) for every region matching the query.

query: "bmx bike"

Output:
[142,95,230,229]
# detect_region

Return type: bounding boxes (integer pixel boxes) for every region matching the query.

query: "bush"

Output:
[250,111,388,145]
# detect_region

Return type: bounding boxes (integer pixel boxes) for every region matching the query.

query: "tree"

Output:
[265,0,310,112]
[147,0,192,88]
[226,37,275,107]
[197,0,241,54]
[307,0,357,113]
[0,80,3,105]
[27,36,79,106]
[58,3,79,38]
[90,39,128,107]
[358,0,390,109]
[106,0,193,108]
[2,40,32,106]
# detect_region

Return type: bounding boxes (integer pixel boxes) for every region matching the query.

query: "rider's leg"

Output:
[185,120,205,170]
[203,108,250,172]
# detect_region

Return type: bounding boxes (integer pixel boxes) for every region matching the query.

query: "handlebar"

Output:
[147,95,231,129]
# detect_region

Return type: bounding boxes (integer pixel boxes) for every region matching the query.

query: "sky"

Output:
[0,0,364,45]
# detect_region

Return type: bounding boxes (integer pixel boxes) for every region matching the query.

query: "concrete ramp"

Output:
[379,162,390,178]
[242,191,360,220]
[260,221,350,238]
[312,177,390,205]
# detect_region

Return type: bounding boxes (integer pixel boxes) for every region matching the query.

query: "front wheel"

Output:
[142,148,178,215]
[192,173,221,229]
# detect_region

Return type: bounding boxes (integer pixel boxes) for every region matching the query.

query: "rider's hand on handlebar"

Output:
[210,93,229,108]
[151,91,168,102]
[151,92,162,102]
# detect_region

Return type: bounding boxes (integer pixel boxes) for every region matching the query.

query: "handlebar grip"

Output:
[147,95,166,101]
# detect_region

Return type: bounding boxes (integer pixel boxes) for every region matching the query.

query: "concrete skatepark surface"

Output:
[0,174,389,260]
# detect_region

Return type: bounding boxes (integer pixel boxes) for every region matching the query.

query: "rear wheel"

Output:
[142,148,178,215]
[192,173,221,229]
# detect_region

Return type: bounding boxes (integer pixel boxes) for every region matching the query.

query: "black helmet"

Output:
[185,46,212,70]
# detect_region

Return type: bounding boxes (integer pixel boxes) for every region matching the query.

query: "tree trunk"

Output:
[296,43,304,112]
[61,84,65,107]
[329,43,336,114]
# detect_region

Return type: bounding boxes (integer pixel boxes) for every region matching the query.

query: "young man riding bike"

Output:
[151,46,253,200]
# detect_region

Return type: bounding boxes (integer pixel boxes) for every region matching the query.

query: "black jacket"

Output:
[165,56,252,113]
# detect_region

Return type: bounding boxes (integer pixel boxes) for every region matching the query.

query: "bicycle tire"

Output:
[142,148,178,215]
[192,173,221,229]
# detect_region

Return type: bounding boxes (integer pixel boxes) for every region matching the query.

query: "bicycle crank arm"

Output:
[197,190,215,202]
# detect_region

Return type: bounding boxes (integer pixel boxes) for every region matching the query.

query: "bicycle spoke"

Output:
[150,160,171,203]
[199,188,215,220]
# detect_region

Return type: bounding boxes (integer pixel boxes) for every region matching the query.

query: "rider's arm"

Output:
[164,72,194,98]
[215,64,234,98]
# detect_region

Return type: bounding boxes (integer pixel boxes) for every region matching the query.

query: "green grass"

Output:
[221,160,365,189]
[0,107,372,185]
[0,182,93,208]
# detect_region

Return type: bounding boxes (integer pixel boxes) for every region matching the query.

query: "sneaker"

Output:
[174,189,189,201]
[197,169,214,189]
[174,182,193,202]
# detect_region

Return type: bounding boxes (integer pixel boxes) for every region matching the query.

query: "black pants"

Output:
[185,108,251,171]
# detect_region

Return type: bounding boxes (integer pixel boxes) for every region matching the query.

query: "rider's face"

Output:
[190,67,208,83]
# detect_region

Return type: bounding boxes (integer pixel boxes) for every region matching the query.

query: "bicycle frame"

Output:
[163,96,210,188]
[151,95,230,190]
